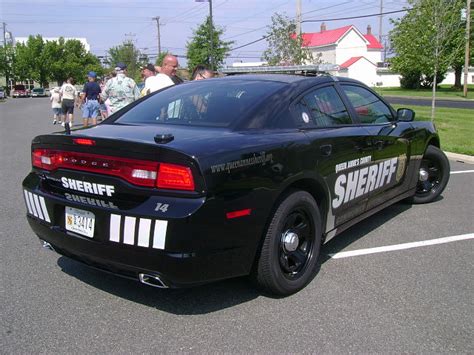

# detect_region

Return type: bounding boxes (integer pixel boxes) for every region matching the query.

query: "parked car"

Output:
[11,84,30,98]
[22,75,450,296]
[0,87,5,100]
[31,88,48,97]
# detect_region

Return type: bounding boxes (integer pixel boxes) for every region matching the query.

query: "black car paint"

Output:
[22,75,440,287]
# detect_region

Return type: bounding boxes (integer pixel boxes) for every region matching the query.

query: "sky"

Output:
[0,0,411,67]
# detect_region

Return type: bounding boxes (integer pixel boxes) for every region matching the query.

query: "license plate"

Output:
[65,206,95,238]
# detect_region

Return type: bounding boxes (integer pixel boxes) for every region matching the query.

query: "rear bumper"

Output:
[28,215,256,287]
[22,180,265,287]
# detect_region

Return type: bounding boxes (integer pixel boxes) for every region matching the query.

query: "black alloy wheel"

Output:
[253,190,322,296]
[279,209,314,279]
[411,145,450,204]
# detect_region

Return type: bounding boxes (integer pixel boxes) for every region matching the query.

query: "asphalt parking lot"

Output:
[1,97,473,353]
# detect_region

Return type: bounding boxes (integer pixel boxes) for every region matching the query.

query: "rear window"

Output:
[114,79,285,127]
[14,85,26,90]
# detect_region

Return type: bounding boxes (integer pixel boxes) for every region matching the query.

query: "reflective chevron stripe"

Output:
[137,218,152,248]
[23,190,51,223]
[153,220,167,250]
[109,214,168,250]
[109,214,121,243]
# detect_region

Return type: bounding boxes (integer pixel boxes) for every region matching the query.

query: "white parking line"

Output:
[451,170,474,174]
[328,233,474,259]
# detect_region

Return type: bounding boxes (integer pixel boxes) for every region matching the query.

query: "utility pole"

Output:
[463,0,471,97]
[378,0,384,43]
[209,0,214,70]
[152,17,162,59]
[2,22,5,46]
[296,0,302,36]
[2,22,10,95]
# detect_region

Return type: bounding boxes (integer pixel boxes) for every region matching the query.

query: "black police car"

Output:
[22,74,450,296]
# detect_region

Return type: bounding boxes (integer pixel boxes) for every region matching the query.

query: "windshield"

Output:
[32,88,43,92]
[14,85,26,90]
[114,79,285,127]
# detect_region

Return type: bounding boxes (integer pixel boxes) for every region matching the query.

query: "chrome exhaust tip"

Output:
[138,273,169,289]
[40,240,55,252]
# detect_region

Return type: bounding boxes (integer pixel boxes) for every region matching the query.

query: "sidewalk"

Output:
[382,95,474,102]
[445,152,474,164]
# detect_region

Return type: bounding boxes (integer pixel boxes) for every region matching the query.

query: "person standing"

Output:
[50,87,62,124]
[101,63,140,114]
[154,54,182,91]
[192,65,214,80]
[141,63,161,96]
[59,77,78,127]
[190,65,214,115]
[80,71,101,127]
[98,77,108,120]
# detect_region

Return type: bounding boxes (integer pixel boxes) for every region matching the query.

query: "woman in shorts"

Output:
[59,77,77,127]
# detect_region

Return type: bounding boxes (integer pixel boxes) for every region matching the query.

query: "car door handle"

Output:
[320,144,332,156]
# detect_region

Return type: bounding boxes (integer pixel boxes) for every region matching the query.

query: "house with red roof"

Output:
[301,24,384,86]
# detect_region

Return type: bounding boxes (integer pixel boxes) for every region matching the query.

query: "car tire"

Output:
[253,190,322,296]
[409,145,450,204]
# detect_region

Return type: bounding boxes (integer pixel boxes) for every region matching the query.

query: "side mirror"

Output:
[397,108,415,122]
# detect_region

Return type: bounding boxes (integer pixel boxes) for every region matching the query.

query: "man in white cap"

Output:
[101,62,140,114]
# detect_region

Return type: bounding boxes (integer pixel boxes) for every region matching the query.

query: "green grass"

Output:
[374,85,474,100]
[393,105,474,156]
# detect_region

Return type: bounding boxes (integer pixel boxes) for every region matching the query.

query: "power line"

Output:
[229,7,413,52]
[301,8,412,23]
[231,36,268,51]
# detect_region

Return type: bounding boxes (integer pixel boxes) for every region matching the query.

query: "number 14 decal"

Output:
[155,203,169,213]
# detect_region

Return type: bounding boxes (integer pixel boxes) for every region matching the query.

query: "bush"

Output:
[400,70,422,89]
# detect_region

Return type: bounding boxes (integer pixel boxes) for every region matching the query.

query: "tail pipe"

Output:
[41,240,55,252]
[138,273,169,289]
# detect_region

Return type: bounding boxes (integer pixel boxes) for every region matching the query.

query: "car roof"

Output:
[220,73,367,86]
[221,74,330,84]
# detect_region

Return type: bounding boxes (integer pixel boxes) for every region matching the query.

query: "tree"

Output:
[12,35,103,87]
[390,0,465,119]
[107,41,147,82]
[0,44,15,94]
[262,13,314,66]
[46,38,103,85]
[186,16,233,72]
[13,35,48,86]
[453,1,474,88]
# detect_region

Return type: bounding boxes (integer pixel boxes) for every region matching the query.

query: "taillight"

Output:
[157,163,195,191]
[73,138,96,146]
[32,149,55,169]
[31,149,195,190]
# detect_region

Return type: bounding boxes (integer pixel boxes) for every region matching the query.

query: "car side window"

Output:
[295,86,352,127]
[341,85,393,124]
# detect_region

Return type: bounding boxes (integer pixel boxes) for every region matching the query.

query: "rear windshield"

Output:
[14,85,26,90]
[114,79,285,127]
